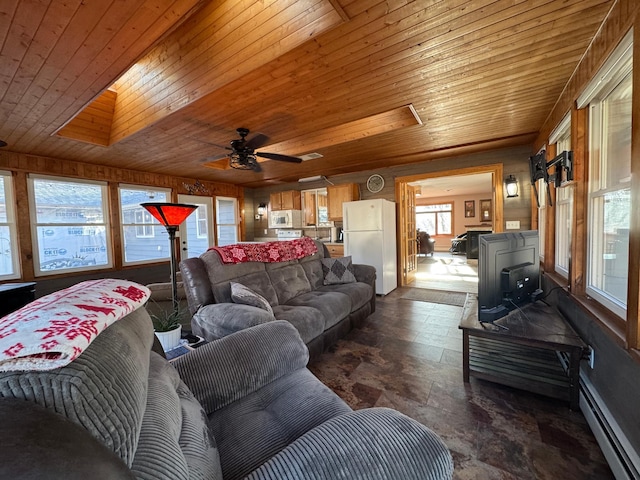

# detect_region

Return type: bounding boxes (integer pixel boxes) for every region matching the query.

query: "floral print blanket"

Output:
[0,279,150,371]
[211,237,318,264]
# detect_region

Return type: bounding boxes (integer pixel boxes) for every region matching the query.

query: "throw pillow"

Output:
[230,282,274,315]
[321,256,357,285]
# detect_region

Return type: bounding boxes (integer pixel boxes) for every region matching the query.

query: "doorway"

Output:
[395,164,504,291]
[177,194,214,259]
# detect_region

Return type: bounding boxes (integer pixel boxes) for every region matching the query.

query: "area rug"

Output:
[401,288,468,307]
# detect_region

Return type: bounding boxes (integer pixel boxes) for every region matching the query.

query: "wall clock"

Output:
[366,174,385,193]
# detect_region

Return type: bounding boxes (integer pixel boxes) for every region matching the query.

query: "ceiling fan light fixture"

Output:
[229,153,258,170]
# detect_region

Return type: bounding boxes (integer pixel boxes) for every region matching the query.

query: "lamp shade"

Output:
[140,203,197,227]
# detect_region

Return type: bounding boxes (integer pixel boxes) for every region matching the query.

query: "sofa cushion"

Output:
[321,256,357,285]
[212,271,279,306]
[131,353,221,480]
[230,282,274,315]
[208,368,352,480]
[271,305,326,343]
[318,282,373,312]
[266,263,312,305]
[284,291,351,330]
[192,303,275,339]
[299,254,325,289]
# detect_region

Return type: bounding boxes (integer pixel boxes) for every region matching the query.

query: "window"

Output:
[0,171,19,280]
[536,168,547,262]
[135,210,155,238]
[28,176,111,275]
[581,33,632,319]
[551,117,572,278]
[196,205,208,239]
[416,204,452,235]
[216,197,238,246]
[119,186,170,264]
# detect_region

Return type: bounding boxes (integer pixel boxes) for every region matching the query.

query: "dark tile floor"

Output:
[308,288,614,479]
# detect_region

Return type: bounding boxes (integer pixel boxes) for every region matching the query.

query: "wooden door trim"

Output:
[395,163,504,287]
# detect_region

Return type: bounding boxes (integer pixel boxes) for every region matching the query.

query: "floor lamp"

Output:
[141,202,197,315]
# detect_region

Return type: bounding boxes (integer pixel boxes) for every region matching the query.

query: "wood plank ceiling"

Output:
[0,0,614,188]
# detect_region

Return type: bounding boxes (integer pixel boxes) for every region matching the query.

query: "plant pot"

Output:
[155,325,182,352]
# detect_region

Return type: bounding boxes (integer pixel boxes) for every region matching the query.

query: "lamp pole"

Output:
[140,203,197,316]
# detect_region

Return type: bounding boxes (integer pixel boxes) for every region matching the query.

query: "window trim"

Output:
[118,185,171,266]
[553,116,572,279]
[196,205,208,239]
[416,203,453,236]
[215,196,239,246]
[28,174,112,277]
[583,42,632,320]
[0,171,20,280]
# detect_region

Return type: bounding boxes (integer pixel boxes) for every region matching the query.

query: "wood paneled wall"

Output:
[248,144,533,239]
[0,150,242,283]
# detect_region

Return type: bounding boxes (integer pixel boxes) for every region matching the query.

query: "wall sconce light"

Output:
[505,175,519,198]
[256,203,267,220]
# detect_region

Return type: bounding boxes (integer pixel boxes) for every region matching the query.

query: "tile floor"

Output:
[308,253,614,479]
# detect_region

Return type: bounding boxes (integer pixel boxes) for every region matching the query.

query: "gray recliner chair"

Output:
[0,306,453,479]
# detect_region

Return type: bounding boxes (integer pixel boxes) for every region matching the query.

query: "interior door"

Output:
[399,183,419,286]
[177,194,214,259]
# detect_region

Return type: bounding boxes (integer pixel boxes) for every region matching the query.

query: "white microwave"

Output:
[268,210,303,229]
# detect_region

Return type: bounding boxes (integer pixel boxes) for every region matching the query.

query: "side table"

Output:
[459,295,586,410]
[0,282,36,317]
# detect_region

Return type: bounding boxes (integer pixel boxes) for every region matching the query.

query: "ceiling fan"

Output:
[202,128,302,172]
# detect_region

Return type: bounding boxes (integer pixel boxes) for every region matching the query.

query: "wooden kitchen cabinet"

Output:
[327,183,360,220]
[270,190,301,210]
[325,243,344,257]
[303,191,316,225]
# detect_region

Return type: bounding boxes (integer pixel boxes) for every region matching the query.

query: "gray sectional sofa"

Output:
[0,298,454,479]
[179,240,376,359]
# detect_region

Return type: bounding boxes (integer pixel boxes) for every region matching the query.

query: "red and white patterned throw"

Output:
[0,279,150,372]
[211,237,318,264]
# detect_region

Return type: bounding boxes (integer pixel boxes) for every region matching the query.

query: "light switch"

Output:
[506,221,520,229]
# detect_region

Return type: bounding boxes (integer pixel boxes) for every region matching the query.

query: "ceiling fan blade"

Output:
[256,151,302,163]
[252,161,262,173]
[245,133,270,151]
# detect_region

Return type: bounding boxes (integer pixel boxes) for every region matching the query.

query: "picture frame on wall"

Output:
[480,199,492,222]
[464,200,475,218]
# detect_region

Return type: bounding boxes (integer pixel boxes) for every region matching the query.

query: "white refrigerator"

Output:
[343,198,397,295]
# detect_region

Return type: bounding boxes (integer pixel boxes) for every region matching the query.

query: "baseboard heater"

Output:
[580,373,640,479]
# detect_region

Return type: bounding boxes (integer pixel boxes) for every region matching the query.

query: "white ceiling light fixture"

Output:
[298,175,323,182]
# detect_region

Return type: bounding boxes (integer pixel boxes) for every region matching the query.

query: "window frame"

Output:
[215,196,239,246]
[0,171,20,280]
[579,34,633,320]
[134,210,155,238]
[416,203,453,236]
[118,185,172,266]
[196,205,208,239]
[28,174,112,277]
[550,115,572,279]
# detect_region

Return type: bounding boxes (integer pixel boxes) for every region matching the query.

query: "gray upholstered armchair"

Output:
[0,307,453,479]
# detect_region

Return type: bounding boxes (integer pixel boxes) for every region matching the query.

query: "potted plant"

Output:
[149,305,183,352]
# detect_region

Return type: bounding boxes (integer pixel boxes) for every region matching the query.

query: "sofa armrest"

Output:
[172,321,309,414]
[179,257,216,315]
[191,302,275,340]
[353,263,376,288]
[245,408,453,480]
